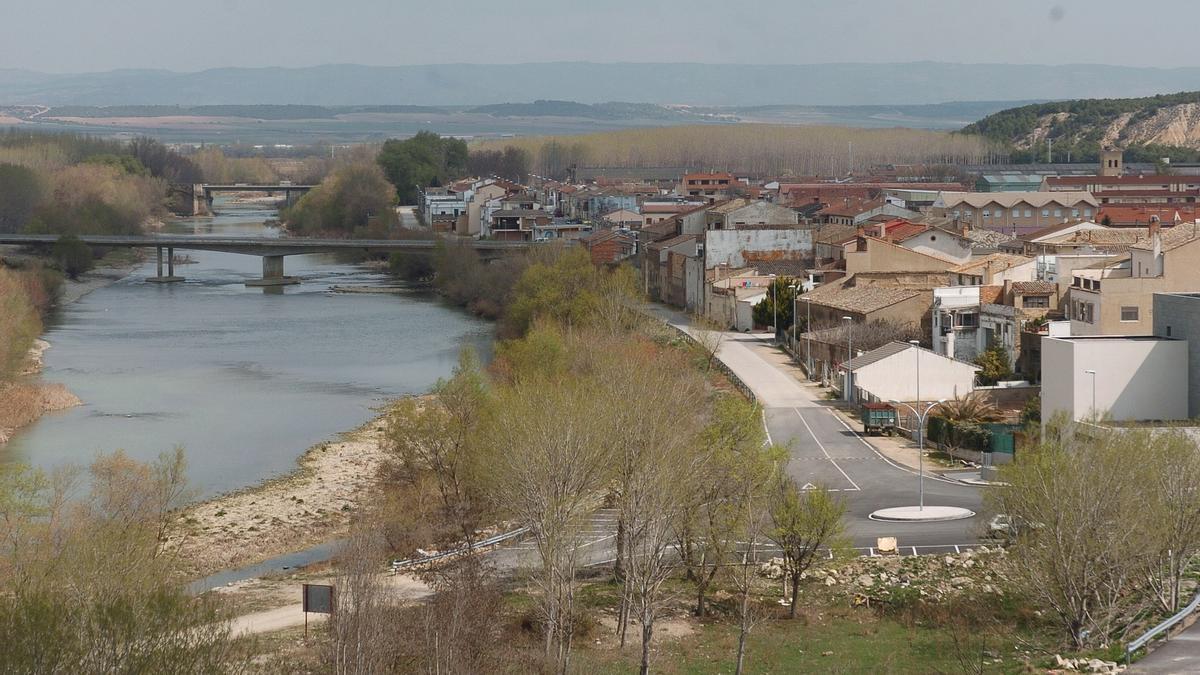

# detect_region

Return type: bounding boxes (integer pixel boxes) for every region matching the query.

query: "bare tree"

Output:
[1140,429,1200,613]
[676,397,761,618]
[727,434,784,675]
[328,527,399,675]
[989,420,1160,649]
[690,315,727,373]
[484,376,613,674]
[768,479,848,618]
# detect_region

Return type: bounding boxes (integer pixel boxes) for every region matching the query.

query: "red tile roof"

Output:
[1097,205,1200,226]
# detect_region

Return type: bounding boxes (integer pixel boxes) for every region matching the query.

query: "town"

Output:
[7,3,1200,674]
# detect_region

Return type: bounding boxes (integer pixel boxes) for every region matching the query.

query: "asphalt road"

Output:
[650,306,985,550]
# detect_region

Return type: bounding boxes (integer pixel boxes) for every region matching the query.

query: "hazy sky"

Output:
[5,0,1196,73]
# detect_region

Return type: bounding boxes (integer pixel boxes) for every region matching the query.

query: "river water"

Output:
[3,199,493,499]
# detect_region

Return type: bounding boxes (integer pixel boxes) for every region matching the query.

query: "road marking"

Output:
[793,408,861,491]
[801,482,816,490]
[761,409,774,446]
[826,409,966,487]
[954,545,961,553]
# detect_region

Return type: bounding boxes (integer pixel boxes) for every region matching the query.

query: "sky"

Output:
[4,0,1197,73]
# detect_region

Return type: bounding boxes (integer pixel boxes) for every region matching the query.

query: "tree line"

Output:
[0,131,201,237]
[473,124,997,178]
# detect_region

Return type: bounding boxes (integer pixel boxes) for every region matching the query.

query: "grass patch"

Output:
[574,604,1038,674]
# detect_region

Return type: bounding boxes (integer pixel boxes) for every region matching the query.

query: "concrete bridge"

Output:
[0,234,533,286]
[169,183,316,216]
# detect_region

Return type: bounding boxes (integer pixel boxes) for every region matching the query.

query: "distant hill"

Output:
[6,62,1200,107]
[962,92,1200,163]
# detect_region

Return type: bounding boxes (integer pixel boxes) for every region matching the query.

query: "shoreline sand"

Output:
[168,401,404,580]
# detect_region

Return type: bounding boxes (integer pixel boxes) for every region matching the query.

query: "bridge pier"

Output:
[147,246,184,283]
[245,254,299,287]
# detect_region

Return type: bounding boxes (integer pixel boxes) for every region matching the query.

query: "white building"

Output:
[931,286,1018,366]
[842,341,980,404]
[1041,335,1188,423]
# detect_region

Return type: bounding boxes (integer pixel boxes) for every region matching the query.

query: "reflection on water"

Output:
[3,200,492,498]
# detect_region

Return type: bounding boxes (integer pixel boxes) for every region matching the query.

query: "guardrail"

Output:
[1126,589,1200,664]
[389,526,531,573]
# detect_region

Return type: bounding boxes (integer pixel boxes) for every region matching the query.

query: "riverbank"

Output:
[167,400,404,580]
[0,255,141,446]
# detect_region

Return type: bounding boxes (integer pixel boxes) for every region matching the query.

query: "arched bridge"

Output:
[0,234,535,286]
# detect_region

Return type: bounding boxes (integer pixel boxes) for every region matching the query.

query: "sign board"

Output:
[302,583,335,615]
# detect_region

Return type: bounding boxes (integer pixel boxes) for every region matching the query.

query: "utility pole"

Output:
[843,316,853,402]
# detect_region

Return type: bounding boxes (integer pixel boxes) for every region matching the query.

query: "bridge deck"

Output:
[0,234,534,255]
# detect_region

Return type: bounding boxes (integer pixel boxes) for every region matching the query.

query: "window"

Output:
[982,209,990,218]
[1023,295,1049,308]
[1025,208,1033,217]
[1054,208,1063,217]
[1120,306,1140,322]
[1012,208,1021,218]
[1041,209,1050,217]
[1084,208,1093,217]
[1071,208,1079,218]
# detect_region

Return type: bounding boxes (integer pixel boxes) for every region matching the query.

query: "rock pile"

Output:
[760,546,1012,602]
[1050,654,1124,673]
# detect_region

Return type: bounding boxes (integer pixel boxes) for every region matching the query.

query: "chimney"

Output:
[1149,214,1161,241]
[959,218,968,237]
[878,221,888,238]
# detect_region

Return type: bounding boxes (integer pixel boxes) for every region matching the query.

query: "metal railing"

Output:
[389,527,530,573]
[1126,589,1200,664]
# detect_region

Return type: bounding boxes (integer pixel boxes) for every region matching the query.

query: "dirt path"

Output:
[226,573,432,637]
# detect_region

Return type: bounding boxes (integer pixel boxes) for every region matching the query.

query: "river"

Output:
[3,199,493,499]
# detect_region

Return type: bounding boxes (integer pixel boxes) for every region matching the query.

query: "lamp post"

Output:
[804,297,813,379]
[1084,369,1097,421]
[770,274,778,343]
[843,316,853,402]
[789,284,799,353]
[889,396,947,511]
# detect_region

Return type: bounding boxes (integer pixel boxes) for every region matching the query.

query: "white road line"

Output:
[793,408,861,491]
[826,408,965,486]
[761,409,774,446]
[954,545,961,554]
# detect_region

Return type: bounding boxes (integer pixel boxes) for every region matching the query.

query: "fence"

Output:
[1126,589,1200,665]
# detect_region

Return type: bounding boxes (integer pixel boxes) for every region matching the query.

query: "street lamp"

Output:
[770,274,778,343]
[804,297,813,379]
[843,316,853,401]
[889,396,947,511]
[789,284,800,352]
[1084,369,1097,421]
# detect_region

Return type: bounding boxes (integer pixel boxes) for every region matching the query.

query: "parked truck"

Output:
[860,402,897,436]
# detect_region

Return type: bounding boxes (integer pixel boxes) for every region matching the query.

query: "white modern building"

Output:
[1040,335,1188,423]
